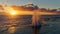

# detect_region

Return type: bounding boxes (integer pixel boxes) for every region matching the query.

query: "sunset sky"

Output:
[0,0,60,9]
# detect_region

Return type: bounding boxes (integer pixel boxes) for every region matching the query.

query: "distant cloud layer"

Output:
[0,0,60,9]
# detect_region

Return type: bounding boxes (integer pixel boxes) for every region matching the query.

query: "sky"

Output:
[0,0,60,9]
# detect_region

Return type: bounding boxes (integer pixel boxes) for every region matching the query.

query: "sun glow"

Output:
[5,7,18,16]
[9,10,17,15]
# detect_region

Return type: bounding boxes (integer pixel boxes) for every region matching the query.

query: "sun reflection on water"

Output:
[8,26,16,34]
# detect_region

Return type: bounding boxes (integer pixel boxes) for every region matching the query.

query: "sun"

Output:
[8,10,18,16]
[10,10,16,15]
[5,7,18,16]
